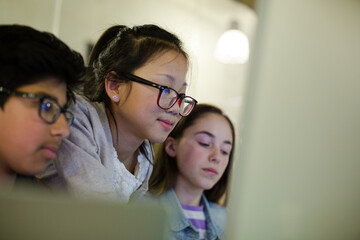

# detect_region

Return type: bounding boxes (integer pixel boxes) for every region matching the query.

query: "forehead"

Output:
[134,50,189,89]
[185,113,233,140]
[16,77,67,106]
[149,49,188,65]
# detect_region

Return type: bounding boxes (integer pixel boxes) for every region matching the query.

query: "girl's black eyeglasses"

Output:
[124,73,197,117]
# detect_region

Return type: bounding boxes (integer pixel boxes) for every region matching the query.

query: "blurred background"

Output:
[0,0,258,132]
[1,1,360,239]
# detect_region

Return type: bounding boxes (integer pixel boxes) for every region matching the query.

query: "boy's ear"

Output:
[105,71,121,102]
[164,137,177,157]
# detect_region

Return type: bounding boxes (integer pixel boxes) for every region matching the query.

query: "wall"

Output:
[0,0,257,131]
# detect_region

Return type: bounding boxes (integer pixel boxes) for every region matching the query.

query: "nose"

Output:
[209,146,221,163]
[50,113,70,139]
[166,98,182,116]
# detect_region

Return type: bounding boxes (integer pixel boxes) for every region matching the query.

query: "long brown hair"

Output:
[149,104,235,204]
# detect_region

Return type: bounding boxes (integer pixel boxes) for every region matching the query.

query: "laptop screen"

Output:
[0,189,169,240]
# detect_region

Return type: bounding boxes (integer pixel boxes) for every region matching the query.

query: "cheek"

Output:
[134,88,160,110]
[135,97,163,121]
[176,144,204,167]
[172,116,182,127]
[0,138,40,175]
[10,121,46,152]
[219,158,230,176]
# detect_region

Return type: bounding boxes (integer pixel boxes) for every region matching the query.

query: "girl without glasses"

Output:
[45,24,197,202]
[149,104,235,240]
[0,25,85,189]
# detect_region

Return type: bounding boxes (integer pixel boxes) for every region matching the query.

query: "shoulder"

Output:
[69,95,104,120]
[155,189,182,211]
[202,196,227,235]
[159,188,177,201]
[142,190,180,217]
[208,201,227,218]
[57,94,112,161]
[67,95,109,136]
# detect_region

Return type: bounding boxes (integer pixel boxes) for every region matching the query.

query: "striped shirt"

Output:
[181,204,207,240]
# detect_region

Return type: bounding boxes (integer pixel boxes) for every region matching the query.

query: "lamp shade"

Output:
[215,29,249,64]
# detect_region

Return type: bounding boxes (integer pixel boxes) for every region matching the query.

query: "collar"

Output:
[160,189,192,231]
[160,188,224,238]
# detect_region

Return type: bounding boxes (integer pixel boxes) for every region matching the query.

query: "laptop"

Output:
[0,189,169,240]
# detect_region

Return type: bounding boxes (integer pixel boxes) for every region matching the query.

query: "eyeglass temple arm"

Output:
[124,74,164,90]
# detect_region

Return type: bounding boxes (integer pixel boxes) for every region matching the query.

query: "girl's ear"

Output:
[164,137,177,157]
[105,71,121,102]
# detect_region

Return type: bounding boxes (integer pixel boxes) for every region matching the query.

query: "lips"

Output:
[202,168,218,176]
[158,119,174,131]
[42,146,59,160]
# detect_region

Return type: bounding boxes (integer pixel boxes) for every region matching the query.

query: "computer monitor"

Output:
[0,189,169,240]
[226,0,360,239]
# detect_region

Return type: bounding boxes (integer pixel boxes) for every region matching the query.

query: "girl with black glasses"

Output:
[44,24,197,202]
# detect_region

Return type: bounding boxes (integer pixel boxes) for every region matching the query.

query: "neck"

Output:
[106,108,143,174]
[173,181,204,206]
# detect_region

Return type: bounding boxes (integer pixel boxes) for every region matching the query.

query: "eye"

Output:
[41,99,55,113]
[40,98,60,117]
[162,88,171,95]
[221,149,230,155]
[198,142,210,147]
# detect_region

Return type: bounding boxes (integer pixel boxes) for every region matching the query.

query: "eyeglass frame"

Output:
[0,86,71,124]
[123,73,197,116]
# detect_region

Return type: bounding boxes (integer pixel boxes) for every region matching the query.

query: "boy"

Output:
[0,25,85,188]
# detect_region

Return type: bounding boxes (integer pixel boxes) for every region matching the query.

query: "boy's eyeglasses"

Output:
[124,73,197,116]
[0,86,73,124]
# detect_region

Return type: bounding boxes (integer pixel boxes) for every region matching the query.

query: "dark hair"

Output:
[85,24,188,102]
[85,24,189,160]
[149,104,236,204]
[0,24,85,108]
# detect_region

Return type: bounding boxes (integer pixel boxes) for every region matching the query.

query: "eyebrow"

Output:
[195,131,232,145]
[157,74,188,88]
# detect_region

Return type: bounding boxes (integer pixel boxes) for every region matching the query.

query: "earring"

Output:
[112,96,119,102]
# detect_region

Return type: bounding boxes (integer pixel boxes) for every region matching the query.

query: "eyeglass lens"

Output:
[158,88,178,109]
[180,97,196,116]
[158,88,196,116]
[39,98,62,124]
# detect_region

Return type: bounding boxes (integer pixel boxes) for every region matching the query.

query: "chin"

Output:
[18,169,40,176]
[201,182,217,190]
[20,162,47,176]
[148,131,169,143]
